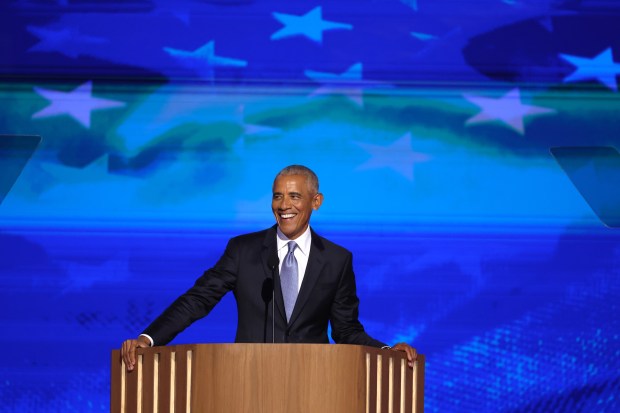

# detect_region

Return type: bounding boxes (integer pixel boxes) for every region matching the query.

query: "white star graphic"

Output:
[356,133,430,180]
[463,88,556,135]
[164,41,247,79]
[560,47,620,91]
[32,81,125,128]
[271,6,352,44]
[304,63,390,106]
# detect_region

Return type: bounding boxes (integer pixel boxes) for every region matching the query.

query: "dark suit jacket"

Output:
[143,225,386,348]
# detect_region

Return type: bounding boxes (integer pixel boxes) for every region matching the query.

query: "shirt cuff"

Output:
[381,345,392,350]
[139,333,154,347]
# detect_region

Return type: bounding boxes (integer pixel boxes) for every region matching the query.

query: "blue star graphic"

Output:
[355,133,430,181]
[560,47,620,91]
[152,0,193,25]
[32,81,125,129]
[271,6,352,43]
[411,32,437,41]
[463,88,556,135]
[401,0,419,11]
[304,63,390,106]
[62,254,130,293]
[164,41,247,79]
[27,25,107,59]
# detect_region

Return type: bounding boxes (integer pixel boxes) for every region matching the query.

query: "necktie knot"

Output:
[287,241,297,255]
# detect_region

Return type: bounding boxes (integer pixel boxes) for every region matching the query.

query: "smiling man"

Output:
[122,165,416,370]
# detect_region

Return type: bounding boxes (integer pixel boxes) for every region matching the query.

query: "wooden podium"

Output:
[111,344,424,413]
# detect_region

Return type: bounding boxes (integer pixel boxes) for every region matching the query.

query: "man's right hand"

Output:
[121,336,150,371]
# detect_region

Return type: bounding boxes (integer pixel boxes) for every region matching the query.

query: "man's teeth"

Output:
[281,214,296,219]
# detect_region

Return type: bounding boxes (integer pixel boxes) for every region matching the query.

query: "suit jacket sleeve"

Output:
[329,250,387,348]
[141,237,240,345]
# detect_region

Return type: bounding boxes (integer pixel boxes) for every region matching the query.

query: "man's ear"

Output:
[313,193,324,210]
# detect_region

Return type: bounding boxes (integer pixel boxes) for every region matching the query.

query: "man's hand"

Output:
[121,336,150,371]
[389,342,417,368]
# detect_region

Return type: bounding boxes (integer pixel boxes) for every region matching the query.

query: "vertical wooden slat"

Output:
[157,350,171,413]
[376,355,383,413]
[175,349,188,413]
[415,356,425,413]
[366,353,371,413]
[121,360,126,413]
[391,357,403,413]
[186,350,192,413]
[404,358,413,413]
[170,351,176,413]
[411,361,417,413]
[137,355,143,413]
[142,351,155,413]
[380,354,390,413]
[111,351,122,413]
[399,359,406,413]
[125,361,139,413]
[153,353,159,413]
[367,352,377,413]
[388,357,394,413]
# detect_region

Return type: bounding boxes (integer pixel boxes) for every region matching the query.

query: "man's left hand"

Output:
[389,342,417,368]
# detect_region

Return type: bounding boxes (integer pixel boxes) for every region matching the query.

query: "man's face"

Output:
[272,174,323,240]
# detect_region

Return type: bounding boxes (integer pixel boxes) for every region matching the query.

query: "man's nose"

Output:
[279,196,291,209]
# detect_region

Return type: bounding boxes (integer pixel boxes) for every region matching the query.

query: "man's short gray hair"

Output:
[275,165,320,194]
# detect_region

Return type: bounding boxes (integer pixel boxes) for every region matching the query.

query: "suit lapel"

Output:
[261,225,286,321]
[288,229,325,326]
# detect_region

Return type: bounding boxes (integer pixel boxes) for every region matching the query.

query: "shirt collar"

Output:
[276,225,312,257]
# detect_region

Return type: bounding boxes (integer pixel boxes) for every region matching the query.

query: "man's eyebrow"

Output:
[288,191,302,196]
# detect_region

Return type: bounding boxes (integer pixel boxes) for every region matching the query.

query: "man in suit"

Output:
[122,165,416,370]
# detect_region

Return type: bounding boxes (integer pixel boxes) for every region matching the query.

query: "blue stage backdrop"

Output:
[1,1,619,412]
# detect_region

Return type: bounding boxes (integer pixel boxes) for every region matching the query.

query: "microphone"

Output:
[261,277,274,305]
[269,255,279,343]
[263,255,279,343]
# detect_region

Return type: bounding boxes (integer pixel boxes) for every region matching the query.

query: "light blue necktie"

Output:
[281,241,299,322]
